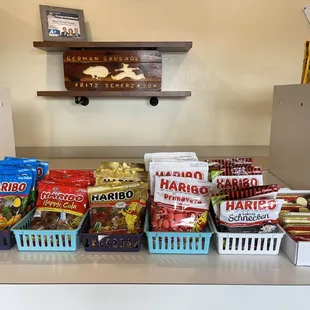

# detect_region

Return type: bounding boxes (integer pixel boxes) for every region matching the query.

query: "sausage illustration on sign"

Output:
[111,64,146,81]
[83,66,110,79]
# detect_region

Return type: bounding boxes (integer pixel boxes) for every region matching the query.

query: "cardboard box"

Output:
[279,190,310,266]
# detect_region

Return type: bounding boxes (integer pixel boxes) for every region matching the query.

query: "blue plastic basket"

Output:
[144,212,213,254]
[11,209,86,252]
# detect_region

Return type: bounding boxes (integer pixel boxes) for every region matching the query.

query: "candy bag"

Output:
[46,170,96,186]
[144,152,198,171]
[50,169,95,177]
[219,199,284,233]
[211,167,263,190]
[29,182,88,230]
[149,161,209,195]
[4,158,49,181]
[211,184,280,221]
[0,160,37,212]
[151,176,215,232]
[88,182,148,234]
[0,174,32,230]
[95,169,148,184]
[37,160,49,181]
[206,158,254,169]
[99,162,145,171]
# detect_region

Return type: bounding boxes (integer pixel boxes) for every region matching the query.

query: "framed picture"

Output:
[39,5,86,41]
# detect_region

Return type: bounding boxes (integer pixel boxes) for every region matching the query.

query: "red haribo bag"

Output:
[151,176,215,232]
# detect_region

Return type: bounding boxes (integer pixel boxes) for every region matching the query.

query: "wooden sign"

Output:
[63,50,162,91]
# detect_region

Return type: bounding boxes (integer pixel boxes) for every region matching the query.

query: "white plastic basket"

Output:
[209,217,285,255]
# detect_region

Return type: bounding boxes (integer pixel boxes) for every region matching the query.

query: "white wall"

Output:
[0,0,308,147]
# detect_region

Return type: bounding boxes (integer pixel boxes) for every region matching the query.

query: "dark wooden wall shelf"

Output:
[37,90,191,106]
[33,41,192,52]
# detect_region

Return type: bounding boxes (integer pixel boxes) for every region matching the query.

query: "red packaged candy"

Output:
[151,176,215,232]
[30,182,88,230]
[211,167,263,190]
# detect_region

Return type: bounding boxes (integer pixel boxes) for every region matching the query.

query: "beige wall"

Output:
[0,0,308,147]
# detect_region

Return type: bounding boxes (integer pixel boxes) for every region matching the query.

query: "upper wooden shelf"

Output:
[37,90,191,98]
[36,90,191,106]
[33,41,192,53]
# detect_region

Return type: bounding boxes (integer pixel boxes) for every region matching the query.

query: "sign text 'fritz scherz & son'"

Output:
[63,50,162,91]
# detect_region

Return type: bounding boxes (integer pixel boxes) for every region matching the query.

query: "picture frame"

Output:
[39,5,86,41]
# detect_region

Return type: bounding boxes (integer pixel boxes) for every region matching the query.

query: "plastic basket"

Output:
[80,213,143,252]
[0,230,15,250]
[11,209,86,252]
[144,212,213,254]
[210,216,285,255]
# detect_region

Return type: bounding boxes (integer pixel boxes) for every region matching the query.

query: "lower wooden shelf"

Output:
[37,90,191,106]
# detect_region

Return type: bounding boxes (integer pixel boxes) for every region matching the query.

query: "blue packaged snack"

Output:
[1,159,37,187]
[37,160,49,181]
[0,174,32,231]
[0,168,33,179]
[4,157,48,182]
[0,161,37,213]
[0,160,37,189]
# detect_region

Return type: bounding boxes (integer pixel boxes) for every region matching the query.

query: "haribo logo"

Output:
[91,190,134,202]
[216,177,259,189]
[0,182,27,192]
[225,199,278,211]
[156,170,204,179]
[40,191,85,202]
[160,178,209,195]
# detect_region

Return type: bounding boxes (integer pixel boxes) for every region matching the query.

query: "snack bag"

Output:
[37,160,49,181]
[99,162,145,171]
[0,160,38,212]
[149,161,209,195]
[0,174,32,230]
[88,182,148,234]
[30,182,88,230]
[144,152,198,171]
[219,199,284,233]
[206,158,254,169]
[151,176,215,232]
[0,159,37,184]
[211,184,280,221]
[46,170,96,186]
[211,167,263,190]
[95,169,148,184]
[51,169,95,177]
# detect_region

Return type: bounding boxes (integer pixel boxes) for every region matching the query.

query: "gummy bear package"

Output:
[88,182,148,234]
[95,169,148,184]
[99,162,145,171]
